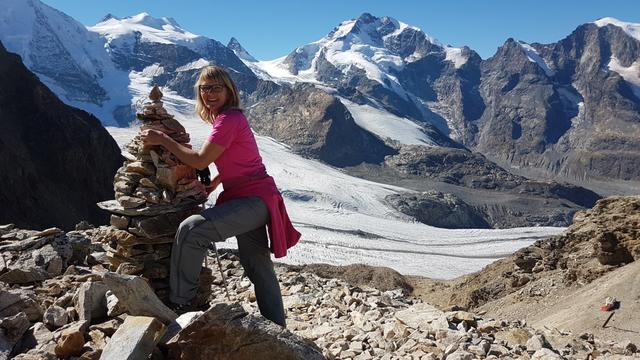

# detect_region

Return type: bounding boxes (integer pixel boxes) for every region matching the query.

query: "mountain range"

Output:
[0,0,638,230]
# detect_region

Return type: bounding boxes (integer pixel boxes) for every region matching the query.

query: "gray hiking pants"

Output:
[169,196,286,326]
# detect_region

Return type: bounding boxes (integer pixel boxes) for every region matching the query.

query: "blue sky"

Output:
[42,0,640,60]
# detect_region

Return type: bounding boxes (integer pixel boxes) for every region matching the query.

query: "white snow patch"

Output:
[594,17,640,42]
[444,47,468,68]
[141,64,165,77]
[175,58,210,72]
[518,41,555,77]
[253,56,321,84]
[608,56,640,99]
[338,97,438,146]
[89,12,207,49]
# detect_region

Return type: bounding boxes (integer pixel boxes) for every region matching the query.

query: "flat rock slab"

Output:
[103,272,177,323]
[394,303,451,331]
[0,289,43,321]
[0,268,48,284]
[100,316,165,360]
[166,303,325,360]
[97,199,203,217]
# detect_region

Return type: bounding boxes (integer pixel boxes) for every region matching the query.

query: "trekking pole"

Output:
[210,242,232,301]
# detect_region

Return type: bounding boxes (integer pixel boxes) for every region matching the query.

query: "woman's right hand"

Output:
[140,129,167,147]
[204,174,221,194]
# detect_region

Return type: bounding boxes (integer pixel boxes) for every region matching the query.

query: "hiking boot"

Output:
[168,301,209,315]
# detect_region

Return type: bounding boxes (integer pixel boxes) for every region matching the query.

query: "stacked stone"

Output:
[97,85,211,304]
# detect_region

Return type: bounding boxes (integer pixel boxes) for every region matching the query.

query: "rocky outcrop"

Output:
[246,84,396,167]
[386,191,491,229]
[0,42,122,231]
[414,196,640,313]
[563,195,640,266]
[380,145,601,227]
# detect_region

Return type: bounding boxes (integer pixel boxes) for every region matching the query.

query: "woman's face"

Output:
[199,79,228,115]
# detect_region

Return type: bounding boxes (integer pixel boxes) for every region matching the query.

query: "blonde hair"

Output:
[194,65,241,124]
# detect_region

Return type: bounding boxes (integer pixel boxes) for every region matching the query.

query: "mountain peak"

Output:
[124,12,181,30]
[100,13,119,22]
[356,12,376,24]
[594,17,640,42]
[228,37,257,62]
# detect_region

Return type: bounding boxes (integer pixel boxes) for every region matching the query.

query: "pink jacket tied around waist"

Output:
[216,176,301,258]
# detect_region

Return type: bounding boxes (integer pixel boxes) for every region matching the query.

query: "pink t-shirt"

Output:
[207,109,267,189]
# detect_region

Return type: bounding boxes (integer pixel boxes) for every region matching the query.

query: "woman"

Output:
[141,65,300,326]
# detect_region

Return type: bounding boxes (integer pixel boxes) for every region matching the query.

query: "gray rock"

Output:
[386,191,490,229]
[12,322,54,355]
[475,26,640,182]
[0,289,43,321]
[0,42,122,230]
[526,334,551,352]
[246,83,396,167]
[394,303,450,331]
[42,305,68,329]
[0,312,30,360]
[103,272,177,323]
[105,290,127,317]
[97,199,203,217]
[531,348,563,360]
[75,281,109,322]
[446,350,474,360]
[100,316,165,360]
[110,215,130,230]
[0,268,48,284]
[166,303,325,359]
[128,210,192,239]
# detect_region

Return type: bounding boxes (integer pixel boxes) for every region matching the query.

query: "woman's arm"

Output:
[141,129,224,169]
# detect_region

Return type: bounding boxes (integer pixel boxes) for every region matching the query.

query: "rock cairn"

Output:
[97,86,211,304]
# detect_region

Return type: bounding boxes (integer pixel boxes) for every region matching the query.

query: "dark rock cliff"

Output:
[0,42,122,230]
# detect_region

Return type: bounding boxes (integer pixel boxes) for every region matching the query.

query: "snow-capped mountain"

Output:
[0,0,253,126]
[237,13,482,142]
[240,13,640,184]
[0,0,130,125]
[88,12,251,76]
[252,13,457,88]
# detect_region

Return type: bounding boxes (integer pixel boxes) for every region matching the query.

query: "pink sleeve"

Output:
[207,112,239,149]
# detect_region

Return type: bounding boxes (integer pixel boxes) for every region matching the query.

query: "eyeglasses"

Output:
[199,84,225,94]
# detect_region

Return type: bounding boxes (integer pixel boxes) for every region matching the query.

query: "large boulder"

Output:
[165,303,325,359]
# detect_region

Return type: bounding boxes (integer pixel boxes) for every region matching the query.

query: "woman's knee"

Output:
[178,214,205,232]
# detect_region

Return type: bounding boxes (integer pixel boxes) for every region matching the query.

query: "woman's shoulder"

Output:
[218,108,245,120]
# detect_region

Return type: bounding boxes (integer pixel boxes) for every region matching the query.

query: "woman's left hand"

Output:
[140,129,167,146]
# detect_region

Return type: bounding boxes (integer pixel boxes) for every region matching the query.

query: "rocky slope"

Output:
[347,145,601,228]
[409,196,640,346]
[0,42,122,230]
[1,210,638,359]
